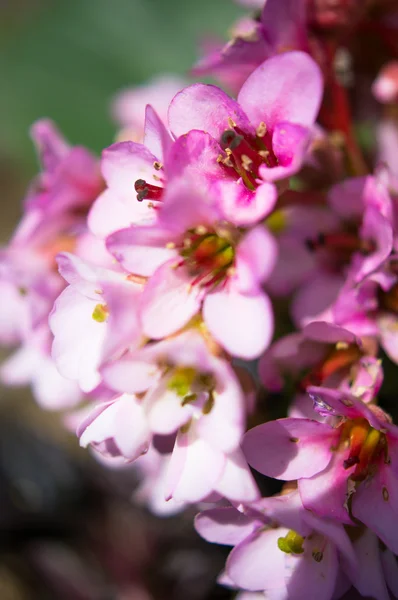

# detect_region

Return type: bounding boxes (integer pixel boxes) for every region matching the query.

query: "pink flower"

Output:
[26,119,102,217]
[243,386,398,553]
[86,329,259,503]
[49,253,143,392]
[192,1,308,94]
[107,175,276,359]
[171,51,323,189]
[259,320,364,392]
[195,490,360,599]
[88,104,173,239]
[291,175,394,327]
[332,260,398,366]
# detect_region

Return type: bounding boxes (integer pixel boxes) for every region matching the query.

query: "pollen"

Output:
[256,121,267,138]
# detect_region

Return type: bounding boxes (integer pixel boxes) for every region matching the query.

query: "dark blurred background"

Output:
[0,1,243,598]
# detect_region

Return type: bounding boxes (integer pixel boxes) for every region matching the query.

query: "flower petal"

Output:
[141,260,203,339]
[195,507,260,546]
[203,287,273,359]
[242,418,334,480]
[168,82,253,139]
[238,51,323,132]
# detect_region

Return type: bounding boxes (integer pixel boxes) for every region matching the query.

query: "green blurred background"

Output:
[1,0,241,176]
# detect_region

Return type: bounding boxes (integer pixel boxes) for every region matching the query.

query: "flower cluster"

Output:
[2,0,398,597]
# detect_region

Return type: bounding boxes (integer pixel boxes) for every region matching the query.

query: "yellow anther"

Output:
[92,303,109,323]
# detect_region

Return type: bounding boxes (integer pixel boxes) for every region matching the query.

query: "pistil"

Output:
[134,179,164,202]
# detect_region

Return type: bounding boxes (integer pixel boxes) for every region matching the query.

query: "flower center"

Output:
[166,366,216,414]
[218,121,278,190]
[177,228,235,289]
[299,342,362,391]
[339,417,387,481]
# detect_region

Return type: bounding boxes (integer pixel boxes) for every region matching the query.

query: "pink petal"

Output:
[30,119,69,172]
[88,189,156,239]
[235,225,277,293]
[165,129,222,183]
[307,386,382,428]
[165,430,225,503]
[238,51,322,132]
[195,507,260,546]
[79,395,150,461]
[196,362,245,453]
[106,225,175,276]
[299,450,357,525]
[351,528,390,600]
[101,141,158,199]
[285,536,338,600]
[141,260,203,339]
[381,547,398,597]
[303,321,358,345]
[242,418,334,480]
[168,83,254,139]
[226,528,287,592]
[50,287,105,392]
[259,122,311,182]
[102,358,157,394]
[216,180,277,226]
[203,287,273,359]
[143,104,173,161]
[292,273,344,328]
[352,206,393,283]
[215,449,260,503]
[146,383,193,435]
[353,455,398,554]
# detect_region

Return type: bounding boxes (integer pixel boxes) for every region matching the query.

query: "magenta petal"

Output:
[260,122,311,182]
[168,83,254,139]
[216,180,277,226]
[242,418,334,480]
[238,51,323,132]
[141,260,203,339]
[203,288,273,359]
[226,528,287,592]
[30,119,69,172]
[195,507,260,546]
